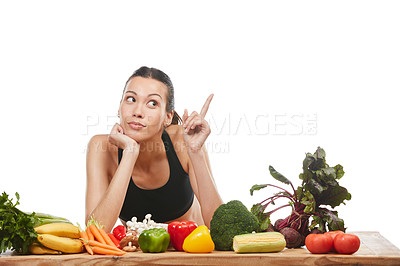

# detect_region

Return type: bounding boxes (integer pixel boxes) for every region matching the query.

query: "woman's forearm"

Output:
[188,149,223,228]
[86,150,137,232]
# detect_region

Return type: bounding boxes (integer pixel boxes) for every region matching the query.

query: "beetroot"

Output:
[279,227,303,248]
[274,219,283,230]
[266,223,276,232]
[310,228,323,234]
[250,147,351,247]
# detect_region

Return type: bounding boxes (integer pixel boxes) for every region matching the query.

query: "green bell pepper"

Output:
[138,228,170,253]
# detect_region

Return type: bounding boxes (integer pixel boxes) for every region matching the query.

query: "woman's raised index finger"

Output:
[200,94,214,118]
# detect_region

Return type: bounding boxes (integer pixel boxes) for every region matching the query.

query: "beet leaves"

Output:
[250,147,351,246]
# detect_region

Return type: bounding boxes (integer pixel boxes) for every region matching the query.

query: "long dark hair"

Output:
[123,66,181,125]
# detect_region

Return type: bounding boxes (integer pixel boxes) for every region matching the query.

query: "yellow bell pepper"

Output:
[182,225,215,253]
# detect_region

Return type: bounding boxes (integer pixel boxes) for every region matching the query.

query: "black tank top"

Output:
[118,130,194,223]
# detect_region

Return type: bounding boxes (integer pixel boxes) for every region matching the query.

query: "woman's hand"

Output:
[108,123,139,153]
[182,94,213,153]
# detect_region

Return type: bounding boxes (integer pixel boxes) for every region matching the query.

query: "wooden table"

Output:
[1,232,400,265]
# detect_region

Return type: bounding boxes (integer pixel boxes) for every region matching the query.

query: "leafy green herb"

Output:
[0,192,38,254]
[250,147,351,241]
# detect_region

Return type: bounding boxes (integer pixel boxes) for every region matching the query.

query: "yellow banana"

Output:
[29,242,61,255]
[34,223,80,239]
[37,234,83,254]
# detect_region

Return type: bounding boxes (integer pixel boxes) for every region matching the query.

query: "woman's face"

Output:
[119,76,172,142]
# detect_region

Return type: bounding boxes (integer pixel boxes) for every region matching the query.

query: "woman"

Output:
[85,66,223,232]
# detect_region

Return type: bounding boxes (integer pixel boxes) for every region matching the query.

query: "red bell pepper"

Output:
[112,225,126,241]
[108,233,121,249]
[168,221,198,251]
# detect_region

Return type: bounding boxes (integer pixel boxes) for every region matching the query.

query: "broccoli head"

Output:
[210,200,259,251]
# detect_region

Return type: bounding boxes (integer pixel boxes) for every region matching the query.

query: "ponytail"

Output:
[171,111,182,125]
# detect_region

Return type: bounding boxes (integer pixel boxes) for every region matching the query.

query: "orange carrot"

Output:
[86,227,94,241]
[89,224,106,244]
[87,240,124,253]
[80,230,94,255]
[77,223,94,255]
[91,246,126,256]
[96,224,117,247]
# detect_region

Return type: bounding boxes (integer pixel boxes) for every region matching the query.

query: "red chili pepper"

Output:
[108,233,121,249]
[112,225,126,241]
[168,221,198,251]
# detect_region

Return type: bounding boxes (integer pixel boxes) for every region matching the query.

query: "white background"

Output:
[1,1,399,249]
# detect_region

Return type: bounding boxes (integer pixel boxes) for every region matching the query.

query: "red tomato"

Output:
[305,233,333,254]
[333,233,360,254]
[324,230,344,252]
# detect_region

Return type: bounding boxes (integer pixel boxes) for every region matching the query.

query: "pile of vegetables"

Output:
[0,192,72,254]
[110,215,215,253]
[250,147,351,248]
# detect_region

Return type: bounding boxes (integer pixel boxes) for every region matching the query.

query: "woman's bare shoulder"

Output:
[87,135,118,165]
[87,134,118,178]
[87,134,117,154]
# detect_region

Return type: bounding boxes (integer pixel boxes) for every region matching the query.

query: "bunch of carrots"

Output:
[78,217,126,256]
